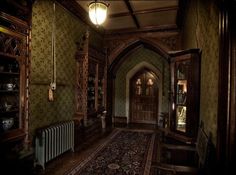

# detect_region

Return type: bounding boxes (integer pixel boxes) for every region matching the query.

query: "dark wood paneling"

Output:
[105,24,178,35]
[124,0,140,28]
[217,0,230,172]
[109,6,178,18]
[224,0,236,173]
[217,0,236,173]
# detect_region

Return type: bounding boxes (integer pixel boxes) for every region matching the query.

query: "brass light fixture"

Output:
[88,0,109,26]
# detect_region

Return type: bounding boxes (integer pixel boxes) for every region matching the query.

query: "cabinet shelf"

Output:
[0,46,25,144]
[0,128,25,143]
[170,49,201,139]
[75,38,106,127]
[0,52,20,60]
[0,109,19,114]
[0,71,19,75]
[0,90,19,93]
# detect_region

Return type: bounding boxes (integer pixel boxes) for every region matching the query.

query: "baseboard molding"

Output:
[113,116,127,123]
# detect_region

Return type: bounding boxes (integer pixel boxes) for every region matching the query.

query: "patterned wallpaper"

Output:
[182,0,219,145]
[29,0,102,141]
[115,47,169,117]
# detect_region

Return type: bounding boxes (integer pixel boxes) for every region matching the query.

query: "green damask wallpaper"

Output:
[29,0,102,141]
[115,47,169,117]
[182,0,219,144]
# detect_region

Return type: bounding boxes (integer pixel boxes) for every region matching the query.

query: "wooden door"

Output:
[130,69,158,124]
[170,49,201,138]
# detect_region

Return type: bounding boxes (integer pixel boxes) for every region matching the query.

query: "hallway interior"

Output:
[1,1,236,174]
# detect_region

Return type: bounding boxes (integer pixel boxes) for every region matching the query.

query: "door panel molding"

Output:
[130,68,159,124]
[125,61,162,124]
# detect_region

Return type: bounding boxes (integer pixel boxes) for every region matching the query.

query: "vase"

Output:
[1,117,14,131]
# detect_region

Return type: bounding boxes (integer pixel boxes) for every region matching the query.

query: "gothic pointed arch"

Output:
[107,38,169,125]
[108,38,169,78]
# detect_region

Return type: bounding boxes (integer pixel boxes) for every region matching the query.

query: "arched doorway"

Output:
[107,39,170,126]
[130,68,159,124]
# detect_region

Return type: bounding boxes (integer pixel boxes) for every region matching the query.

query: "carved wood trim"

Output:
[75,30,107,125]
[0,31,26,58]
[89,46,105,62]
[75,31,89,124]
[107,37,170,76]
[105,33,180,67]
[75,31,89,62]
[0,12,28,28]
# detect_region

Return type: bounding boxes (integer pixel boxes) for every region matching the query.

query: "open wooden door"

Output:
[130,69,158,124]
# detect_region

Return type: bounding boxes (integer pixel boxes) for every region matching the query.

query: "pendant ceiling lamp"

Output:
[88,0,109,26]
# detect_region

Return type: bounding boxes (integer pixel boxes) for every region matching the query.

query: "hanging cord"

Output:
[49,1,56,101]
[51,1,56,90]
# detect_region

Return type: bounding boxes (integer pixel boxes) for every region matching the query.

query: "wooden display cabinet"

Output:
[74,31,106,146]
[87,74,96,113]
[0,12,29,144]
[87,58,105,116]
[75,30,106,126]
[0,3,32,173]
[169,49,201,139]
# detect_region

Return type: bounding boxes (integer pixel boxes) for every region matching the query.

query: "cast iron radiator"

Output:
[35,120,74,169]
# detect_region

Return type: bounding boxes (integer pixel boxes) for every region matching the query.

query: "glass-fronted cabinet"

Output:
[175,60,189,132]
[97,79,103,108]
[75,31,106,126]
[0,1,31,171]
[87,74,96,113]
[0,12,28,143]
[0,58,20,133]
[87,58,105,115]
[170,49,201,138]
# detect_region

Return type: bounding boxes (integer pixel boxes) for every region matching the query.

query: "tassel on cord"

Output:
[49,1,56,101]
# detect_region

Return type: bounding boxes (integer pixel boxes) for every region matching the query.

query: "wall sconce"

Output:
[89,0,109,26]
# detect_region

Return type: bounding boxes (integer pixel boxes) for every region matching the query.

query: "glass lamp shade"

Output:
[89,1,108,26]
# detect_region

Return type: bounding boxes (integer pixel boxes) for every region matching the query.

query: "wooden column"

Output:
[75,30,89,125]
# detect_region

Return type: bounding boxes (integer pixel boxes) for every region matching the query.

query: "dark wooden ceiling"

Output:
[57,0,183,35]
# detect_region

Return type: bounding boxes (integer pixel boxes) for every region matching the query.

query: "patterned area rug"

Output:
[65,128,155,175]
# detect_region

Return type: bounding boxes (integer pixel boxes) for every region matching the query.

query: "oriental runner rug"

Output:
[65,128,156,175]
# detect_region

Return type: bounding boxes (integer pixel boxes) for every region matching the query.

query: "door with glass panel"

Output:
[130,69,158,124]
[170,49,201,138]
[175,60,189,132]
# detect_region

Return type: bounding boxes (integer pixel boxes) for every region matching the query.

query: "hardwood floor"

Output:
[34,123,157,175]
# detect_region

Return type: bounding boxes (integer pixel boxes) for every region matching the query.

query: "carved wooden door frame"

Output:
[217,0,236,173]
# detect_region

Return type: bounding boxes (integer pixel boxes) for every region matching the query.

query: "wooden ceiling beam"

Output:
[109,6,178,18]
[105,24,178,35]
[124,0,140,28]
